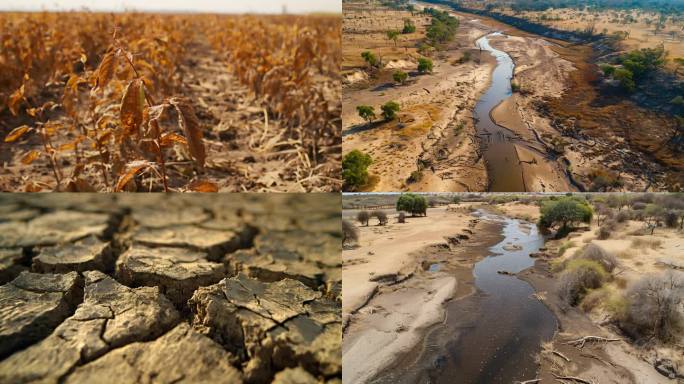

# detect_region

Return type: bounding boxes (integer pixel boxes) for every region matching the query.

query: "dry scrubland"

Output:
[0,194,341,383]
[342,193,684,383]
[0,12,341,192]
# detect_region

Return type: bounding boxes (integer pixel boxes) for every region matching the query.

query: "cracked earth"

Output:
[0,194,341,384]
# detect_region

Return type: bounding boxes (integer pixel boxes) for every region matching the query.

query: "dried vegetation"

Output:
[0,12,341,192]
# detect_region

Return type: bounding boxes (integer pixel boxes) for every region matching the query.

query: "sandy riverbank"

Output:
[342,205,503,383]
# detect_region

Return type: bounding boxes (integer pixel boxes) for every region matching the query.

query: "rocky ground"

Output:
[0,194,341,384]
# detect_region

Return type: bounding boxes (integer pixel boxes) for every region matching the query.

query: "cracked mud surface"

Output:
[0,194,341,383]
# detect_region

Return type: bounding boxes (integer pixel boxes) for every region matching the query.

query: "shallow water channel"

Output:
[474,33,526,192]
[372,211,557,384]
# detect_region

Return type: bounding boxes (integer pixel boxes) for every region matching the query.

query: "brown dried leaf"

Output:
[169,97,205,167]
[120,79,145,135]
[95,51,117,90]
[8,85,25,116]
[187,179,218,193]
[4,125,31,142]
[115,160,149,192]
[160,132,187,147]
[21,150,40,165]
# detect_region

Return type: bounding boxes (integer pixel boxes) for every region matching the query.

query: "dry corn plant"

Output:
[1,12,341,192]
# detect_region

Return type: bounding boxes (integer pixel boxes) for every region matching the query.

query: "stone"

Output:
[0,271,179,383]
[132,224,250,260]
[189,275,340,382]
[0,248,28,284]
[32,235,113,273]
[64,323,243,384]
[116,244,226,308]
[0,211,115,248]
[0,271,82,358]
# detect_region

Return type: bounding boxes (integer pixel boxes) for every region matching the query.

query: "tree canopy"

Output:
[396,193,428,216]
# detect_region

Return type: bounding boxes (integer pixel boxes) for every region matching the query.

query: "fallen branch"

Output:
[580,352,615,367]
[564,336,621,349]
[552,350,571,362]
[514,379,541,384]
[552,373,595,384]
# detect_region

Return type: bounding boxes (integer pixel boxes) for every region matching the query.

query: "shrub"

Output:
[393,70,408,85]
[381,101,400,120]
[402,19,416,34]
[577,244,618,273]
[616,210,630,223]
[342,219,358,247]
[342,150,372,191]
[597,225,611,240]
[371,210,388,226]
[511,81,521,93]
[407,170,423,183]
[417,57,433,73]
[361,51,379,68]
[357,210,370,226]
[558,259,608,306]
[398,211,406,223]
[620,272,684,342]
[664,211,678,228]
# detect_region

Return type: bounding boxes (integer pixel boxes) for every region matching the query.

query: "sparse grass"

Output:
[558,241,576,257]
[631,238,662,249]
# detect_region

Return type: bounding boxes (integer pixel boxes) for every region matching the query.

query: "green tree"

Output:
[452,195,461,204]
[613,67,636,92]
[342,150,372,191]
[361,51,379,69]
[393,70,408,85]
[356,105,376,124]
[417,57,433,73]
[538,197,593,235]
[396,193,428,216]
[402,19,416,34]
[386,30,400,47]
[381,101,400,120]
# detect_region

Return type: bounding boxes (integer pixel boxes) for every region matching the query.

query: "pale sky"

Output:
[0,0,341,14]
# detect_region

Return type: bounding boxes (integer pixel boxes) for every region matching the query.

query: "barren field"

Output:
[0,12,341,192]
[0,194,341,383]
[342,193,684,384]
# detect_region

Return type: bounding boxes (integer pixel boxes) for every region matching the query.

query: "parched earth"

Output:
[0,194,341,383]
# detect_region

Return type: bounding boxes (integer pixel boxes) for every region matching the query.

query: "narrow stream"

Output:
[428,212,558,383]
[372,211,557,383]
[474,33,526,192]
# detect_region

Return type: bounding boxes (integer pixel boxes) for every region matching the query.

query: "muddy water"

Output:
[474,33,526,192]
[371,212,557,384]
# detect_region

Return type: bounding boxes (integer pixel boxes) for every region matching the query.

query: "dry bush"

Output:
[343,219,358,247]
[577,243,618,273]
[398,211,406,223]
[620,272,684,342]
[357,210,370,226]
[616,210,631,223]
[558,259,608,306]
[371,210,388,226]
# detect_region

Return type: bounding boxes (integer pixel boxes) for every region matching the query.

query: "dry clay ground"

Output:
[0,194,341,383]
[0,36,341,193]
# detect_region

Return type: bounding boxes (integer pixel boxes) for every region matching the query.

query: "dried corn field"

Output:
[0,12,342,192]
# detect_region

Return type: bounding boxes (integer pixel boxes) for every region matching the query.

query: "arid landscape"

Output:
[0,11,341,192]
[0,194,341,383]
[342,192,684,383]
[342,0,684,192]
